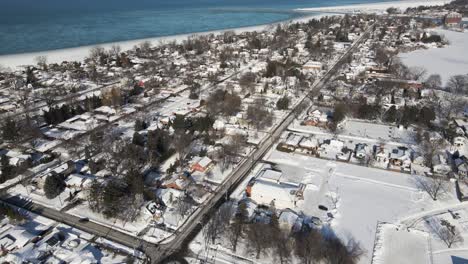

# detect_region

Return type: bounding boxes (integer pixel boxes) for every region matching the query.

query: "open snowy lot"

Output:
[400,28,468,84]
[372,223,430,264]
[290,119,416,146]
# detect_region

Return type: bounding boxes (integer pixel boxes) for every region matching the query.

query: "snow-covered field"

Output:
[400,28,468,84]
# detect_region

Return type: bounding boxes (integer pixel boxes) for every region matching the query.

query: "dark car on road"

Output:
[78,217,89,223]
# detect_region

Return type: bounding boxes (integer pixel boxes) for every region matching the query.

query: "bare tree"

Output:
[328,188,340,210]
[245,222,272,259]
[228,202,248,252]
[294,229,324,264]
[203,202,234,246]
[109,45,122,58]
[425,74,442,89]
[272,229,292,264]
[238,72,257,94]
[89,46,106,65]
[408,66,427,81]
[439,222,463,248]
[246,98,274,130]
[446,75,468,95]
[176,194,193,218]
[221,133,248,167]
[34,55,48,70]
[174,131,192,162]
[322,234,364,264]
[428,217,463,248]
[344,235,365,263]
[139,41,152,55]
[437,92,466,122]
[414,175,446,201]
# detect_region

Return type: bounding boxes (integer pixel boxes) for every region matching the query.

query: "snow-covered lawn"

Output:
[400,28,468,84]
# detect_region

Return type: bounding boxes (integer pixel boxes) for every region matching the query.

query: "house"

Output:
[281,133,303,150]
[374,145,389,164]
[93,106,116,117]
[144,201,163,221]
[156,188,184,208]
[162,207,182,230]
[453,119,468,135]
[191,156,213,173]
[354,143,368,159]
[0,226,36,253]
[433,153,452,176]
[298,137,319,153]
[453,137,467,148]
[64,173,93,191]
[454,157,468,179]
[246,169,305,210]
[302,109,329,126]
[164,175,192,190]
[444,12,462,27]
[278,209,302,232]
[302,61,322,71]
[389,147,410,167]
[319,139,345,159]
[237,198,257,222]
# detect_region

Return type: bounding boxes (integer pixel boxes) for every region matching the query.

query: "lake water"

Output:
[0,0,391,55]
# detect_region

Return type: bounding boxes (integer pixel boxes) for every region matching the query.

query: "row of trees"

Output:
[203,202,364,263]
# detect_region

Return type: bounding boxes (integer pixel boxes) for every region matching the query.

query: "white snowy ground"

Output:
[296,0,450,14]
[68,203,150,237]
[289,119,416,146]
[265,149,460,264]
[372,223,431,264]
[7,184,74,211]
[400,28,468,84]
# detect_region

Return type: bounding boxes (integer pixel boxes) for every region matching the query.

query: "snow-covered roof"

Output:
[285,133,303,146]
[197,156,212,168]
[258,169,283,182]
[250,178,300,210]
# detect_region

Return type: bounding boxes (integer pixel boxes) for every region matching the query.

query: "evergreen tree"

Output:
[383,105,398,123]
[0,155,14,184]
[132,132,145,147]
[43,173,66,199]
[276,96,290,110]
[134,119,147,132]
[2,118,20,141]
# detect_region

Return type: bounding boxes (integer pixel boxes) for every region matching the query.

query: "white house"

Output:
[247,169,305,210]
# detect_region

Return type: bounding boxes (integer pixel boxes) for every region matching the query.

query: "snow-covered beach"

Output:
[0,0,450,69]
[296,0,450,13]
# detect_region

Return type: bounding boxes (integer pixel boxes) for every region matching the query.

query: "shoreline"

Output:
[0,13,321,69]
[0,0,449,69]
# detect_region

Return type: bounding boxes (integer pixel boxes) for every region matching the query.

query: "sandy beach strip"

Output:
[0,0,449,69]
